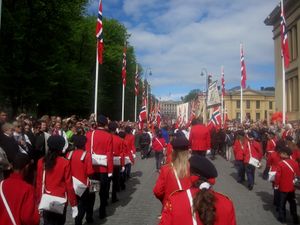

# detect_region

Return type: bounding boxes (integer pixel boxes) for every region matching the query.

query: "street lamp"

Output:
[200,68,208,94]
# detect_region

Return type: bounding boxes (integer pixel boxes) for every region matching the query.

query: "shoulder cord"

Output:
[0,181,17,225]
[186,189,198,225]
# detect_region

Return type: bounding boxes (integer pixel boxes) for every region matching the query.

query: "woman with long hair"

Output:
[36,135,78,225]
[159,155,237,225]
[153,134,192,210]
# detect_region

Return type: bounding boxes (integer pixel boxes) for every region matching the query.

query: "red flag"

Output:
[155,104,162,128]
[122,45,127,86]
[280,0,290,69]
[221,66,225,96]
[240,44,247,89]
[135,64,139,96]
[96,0,103,64]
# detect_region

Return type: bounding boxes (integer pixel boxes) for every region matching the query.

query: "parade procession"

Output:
[2,0,300,225]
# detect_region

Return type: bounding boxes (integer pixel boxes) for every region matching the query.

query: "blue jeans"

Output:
[235,160,245,183]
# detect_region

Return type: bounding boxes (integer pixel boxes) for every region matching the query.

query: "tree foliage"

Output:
[0,0,141,120]
[182,89,201,103]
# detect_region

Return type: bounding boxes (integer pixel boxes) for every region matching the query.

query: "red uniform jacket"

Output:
[66,149,94,186]
[233,139,244,161]
[159,188,237,225]
[291,148,300,164]
[189,124,211,151]
[0,173,39,225]
[112,134,125,167]
[36,157,77,207]
[243,140,263,164]
[123,139,134,164]
[153,164,192,207]
[275,158,300,192]
[85,129,113,174]
[125,133,136,154]
[152,137,166,152]
[267,151,281,171]
[266,138,277,155]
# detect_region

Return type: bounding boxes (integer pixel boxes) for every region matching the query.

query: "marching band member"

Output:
[85,115,113,219]
[159,155,237,225]
[153,135,192,209]
[233,130,245,183]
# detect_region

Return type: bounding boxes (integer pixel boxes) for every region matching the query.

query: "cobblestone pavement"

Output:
[65,152,300,225]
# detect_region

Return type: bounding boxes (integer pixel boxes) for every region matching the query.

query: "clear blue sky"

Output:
[87,0,278,100]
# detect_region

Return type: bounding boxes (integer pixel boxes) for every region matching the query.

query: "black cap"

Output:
[13,153,31,170]
[189,155,218,179]
[72,135,87,149]
[278,146,292,156]
[97,115,108,126]
[171,136,189,151]
[108,121,118,132]
[47,135,65,152]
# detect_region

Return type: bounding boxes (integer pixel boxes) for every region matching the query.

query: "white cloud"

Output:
[122,0,278,100]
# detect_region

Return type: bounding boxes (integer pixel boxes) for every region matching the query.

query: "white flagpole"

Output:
[134,64,138,122]
[94,43,99,120]
[240,86,243,124]
[122,84,125,121]
[221,66,224,127]
[282,56,286,125]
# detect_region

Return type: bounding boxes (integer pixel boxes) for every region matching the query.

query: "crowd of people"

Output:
[1,109,300,225]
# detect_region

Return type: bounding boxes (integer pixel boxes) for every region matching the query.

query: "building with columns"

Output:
[224,88,275,122]
[160,100,182,121]
[265,0,300,121]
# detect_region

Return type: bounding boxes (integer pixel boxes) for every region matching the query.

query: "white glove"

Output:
[121,166,125,172]
[108,173,113,178]
[72,206,78,218]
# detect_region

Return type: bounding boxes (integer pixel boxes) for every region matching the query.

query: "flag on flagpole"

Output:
[122,45,127,86]
[96,0,104,64]
[280,0,290,69]
[240,44,247,89]
[135,65,139,96]
[221,66,225,96]
[207,106,221,129]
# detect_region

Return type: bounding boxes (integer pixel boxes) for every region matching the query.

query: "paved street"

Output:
[65,153,300,225]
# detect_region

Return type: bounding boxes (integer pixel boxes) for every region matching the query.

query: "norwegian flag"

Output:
[139,105,147,122]
[280,0,290,69]
[221,66,225,96]
[240,44,247,89]
[135,64,139,96]
[208,106,221,128]
[122,45,127,86]
[96,0,104,64]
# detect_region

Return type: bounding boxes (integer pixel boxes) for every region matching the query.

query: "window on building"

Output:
[269,101,272,110]
[236,112,240,119]
[236,101,240,109]
[256,113,260,121]
[256,101,260,109]
[246,100,250,109]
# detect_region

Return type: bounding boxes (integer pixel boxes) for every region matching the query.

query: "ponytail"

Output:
[43,150,59,170]
[193,180,216,225]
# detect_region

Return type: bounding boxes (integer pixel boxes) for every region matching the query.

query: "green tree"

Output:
[182,89,201,103]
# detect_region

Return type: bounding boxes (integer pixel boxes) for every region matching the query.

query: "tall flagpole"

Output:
[240,86,243,124]
[94,44,99,119]
[282,57,286,125]
[134,64,138,122]
[221,66,224,127]
[122,84,125,121]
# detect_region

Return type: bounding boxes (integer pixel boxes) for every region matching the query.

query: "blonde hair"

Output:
[172,150,190,179]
